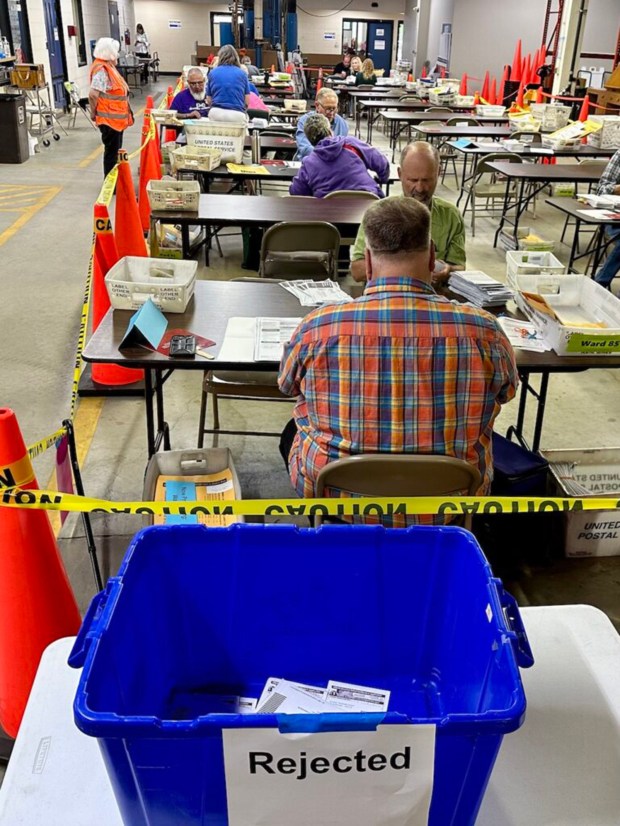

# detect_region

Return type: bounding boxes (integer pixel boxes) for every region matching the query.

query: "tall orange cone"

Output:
[440,66,446,79]
[481,71,490,102]
[522,54,531,87]
[498,65,509,105]
[516,83,525,109]
[579,94,590,121]
[316,67,323,92]
[0,408,81,737]
[91,204,143,386]
[489,77,497,105]
[535,86,544,104]
[115,150,148,259]
[421,64,427,78]
[138,124,162,233]
[459,73,468,96]
[164,85,177,144]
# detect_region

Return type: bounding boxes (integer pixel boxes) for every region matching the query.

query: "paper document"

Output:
[498,317,550,352]
[326,681,391,712]
[579,193,620,209]
[449,271,513,308]
[577,209,620,221]
[280,279,352,307]
[257,681,332,715]
[254,317,301,361]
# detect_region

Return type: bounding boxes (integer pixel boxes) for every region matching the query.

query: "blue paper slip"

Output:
[451,138,476,149]
[164,480,199,525]
[119,297,168,351]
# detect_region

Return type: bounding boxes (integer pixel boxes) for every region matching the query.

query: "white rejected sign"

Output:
[223,724,436,825]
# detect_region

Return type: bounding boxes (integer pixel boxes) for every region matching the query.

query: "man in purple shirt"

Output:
[170,68,209,119]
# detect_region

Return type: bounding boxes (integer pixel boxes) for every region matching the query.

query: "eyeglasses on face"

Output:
[318,104,337,113]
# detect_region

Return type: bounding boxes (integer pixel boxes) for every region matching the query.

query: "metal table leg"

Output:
[144,369,156,457]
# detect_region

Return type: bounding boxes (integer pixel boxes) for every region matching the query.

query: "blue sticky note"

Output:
[164,480,199,525]
[119,297,168,350]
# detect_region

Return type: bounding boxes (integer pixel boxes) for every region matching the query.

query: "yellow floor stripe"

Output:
[0,185,62,248]
[45,397,105,536]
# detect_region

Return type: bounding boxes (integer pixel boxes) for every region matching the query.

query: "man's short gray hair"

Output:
[363,196,431,256]
[93,37,120,61]
[316,87,338,106]
[304,113,332,146]
[187,68,205,82]
[399,140,440,170]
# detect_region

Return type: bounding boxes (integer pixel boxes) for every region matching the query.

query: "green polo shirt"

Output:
[350,196,467,267]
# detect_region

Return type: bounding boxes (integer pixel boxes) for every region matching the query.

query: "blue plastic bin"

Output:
[70,524,533,826]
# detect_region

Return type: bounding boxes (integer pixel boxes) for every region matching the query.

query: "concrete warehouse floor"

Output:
[1,79,620,767]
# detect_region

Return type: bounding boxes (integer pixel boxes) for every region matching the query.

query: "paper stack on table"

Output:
[254,317,302,361]
[579,193,620,209]
[280,279,353,307]
[498,317,550,352]
[449,271,513,308]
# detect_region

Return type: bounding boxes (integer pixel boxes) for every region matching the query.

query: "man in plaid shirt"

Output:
[278,197,518,507]
[594,149,620,289]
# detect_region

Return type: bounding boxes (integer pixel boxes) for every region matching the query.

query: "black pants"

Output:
[279,419,297,469]
[100,125,124,178]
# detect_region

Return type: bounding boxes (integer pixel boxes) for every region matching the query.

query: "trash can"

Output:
[70,523,533,826]
[0,92,29,164]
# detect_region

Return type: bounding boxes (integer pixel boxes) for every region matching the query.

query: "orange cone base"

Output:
[92,362,144,385]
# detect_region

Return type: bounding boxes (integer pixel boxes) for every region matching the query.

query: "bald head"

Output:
[398,141,440,206]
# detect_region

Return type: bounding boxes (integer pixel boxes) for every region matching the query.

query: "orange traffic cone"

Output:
[535,86,544,104]
[115,150,148,258]
[498,65,509,106]
[164,85,177,143]
[579,94,590,121]
[407,73,413,82]
[511,39,522,81]
[138,130,162,233]
[0,408,81,737]
[91,204,144,386]
[481,71,490,102]
[421,64,427,78]
[440,66,446,79]
[316,67,323,92]
[516,83,525,108]
[459,73,468,96]
[489,77,497,106]
[522,54,531,88]
[473,91,480,105]
[270,64,275,74]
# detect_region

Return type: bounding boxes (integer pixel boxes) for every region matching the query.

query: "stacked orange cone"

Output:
[91,203,144,386]
[138,116,162,234]
[0,408,81,737]
[115,150,148,258]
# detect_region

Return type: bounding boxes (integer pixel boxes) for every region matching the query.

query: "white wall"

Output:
[426,0,454,70]
[450,0,616,87]
[28,0,136,99]
[133,0,229,73]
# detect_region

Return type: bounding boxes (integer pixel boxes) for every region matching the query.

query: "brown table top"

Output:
[546,196,620,221]
[84,279,620,373]
[152,193,372,229]
[346,89,405,98]
[451,142,616,159]
[414,125,512,139]
[486,160,607,182]
[364,101,478,112]
[382,111,508,124]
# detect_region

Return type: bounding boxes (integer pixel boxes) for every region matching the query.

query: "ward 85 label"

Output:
[223,726,436,826]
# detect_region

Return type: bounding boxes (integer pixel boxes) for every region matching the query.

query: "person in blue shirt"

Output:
[170,68,209,119]
[296,88,348,159]
[206,44,249,124]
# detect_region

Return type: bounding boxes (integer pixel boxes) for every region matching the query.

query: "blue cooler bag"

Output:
[70,523,533,826]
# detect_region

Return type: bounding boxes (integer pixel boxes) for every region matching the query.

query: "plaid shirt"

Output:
[279,276,518,504]
[597,149,620,195]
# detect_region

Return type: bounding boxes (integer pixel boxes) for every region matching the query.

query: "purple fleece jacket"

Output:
[289,136,390,198]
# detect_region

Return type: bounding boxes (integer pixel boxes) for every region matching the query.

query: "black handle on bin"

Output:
[67,590,107,668]
[500,588,534,669]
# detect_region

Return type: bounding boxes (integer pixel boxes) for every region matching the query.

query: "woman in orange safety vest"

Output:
[89,37,134,177]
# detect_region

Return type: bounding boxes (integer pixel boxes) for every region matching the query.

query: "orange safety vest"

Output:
[89,58,134,131]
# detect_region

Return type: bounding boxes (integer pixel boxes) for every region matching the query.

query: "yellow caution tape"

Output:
[0,457,35,489]
[0,488,617,518]
[69,231,96,420]
[26,427,67,461]
[96,115,158,208]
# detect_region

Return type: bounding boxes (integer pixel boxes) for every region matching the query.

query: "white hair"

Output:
[94,37,120,61]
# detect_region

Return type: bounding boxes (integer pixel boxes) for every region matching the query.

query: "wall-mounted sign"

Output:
[376,28,384,36]
[169,19,182,28]
[324,32,336,40]
[374,40,386,50]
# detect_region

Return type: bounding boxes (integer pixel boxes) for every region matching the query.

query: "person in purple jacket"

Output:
[289,114,389,199]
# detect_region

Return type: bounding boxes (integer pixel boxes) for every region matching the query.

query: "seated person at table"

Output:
[350,56,362,75]
[594,149,620,290]
[289,114,389,198]
[332,49,355,78]
[278,197,517,519]
[206,44,249,124]
[355,58,377,86]
[241,55,260,77]
[170,68,209,119]
[296,88,348,160]
[350,141,466,286]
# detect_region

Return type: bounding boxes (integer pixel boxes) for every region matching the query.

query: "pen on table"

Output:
[196,347,215,360]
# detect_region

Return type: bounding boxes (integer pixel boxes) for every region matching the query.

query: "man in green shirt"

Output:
[350,141,466,284]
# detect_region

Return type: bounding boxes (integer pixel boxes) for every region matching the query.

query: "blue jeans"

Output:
[595,226,620,287]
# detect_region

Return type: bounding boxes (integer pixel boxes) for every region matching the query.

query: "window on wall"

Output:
[210,12,244,48]
[396,21,404,63]
[342,19,368,56]
[71,0,87,65]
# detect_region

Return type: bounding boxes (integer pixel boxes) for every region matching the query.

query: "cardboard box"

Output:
[513,273,620,356]
[542,448,620,557]
[10,63,45,89]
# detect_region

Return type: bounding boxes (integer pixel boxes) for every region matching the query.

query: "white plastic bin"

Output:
[105,256,197,312]
[185,121,246,163]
